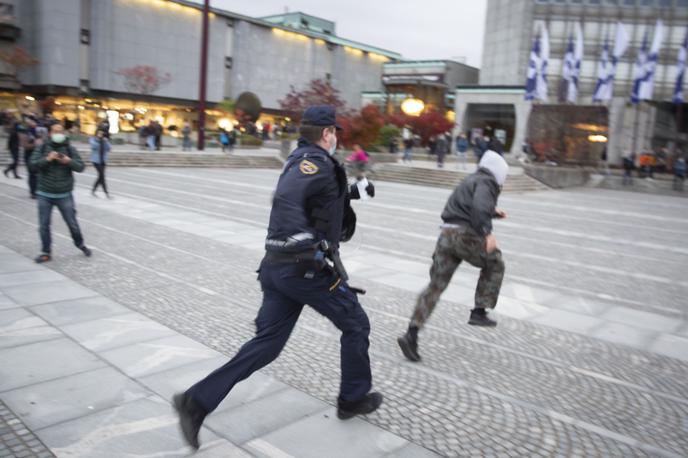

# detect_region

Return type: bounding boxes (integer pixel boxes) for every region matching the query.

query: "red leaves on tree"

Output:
[387,110,453,146]
[116,65,172,95]
[278,78,347,121]
[338,104,385,149]
[0,46,38,70]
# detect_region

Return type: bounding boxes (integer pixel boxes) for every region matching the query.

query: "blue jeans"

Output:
[186,261,372,413]
[147,135,156,151]
[38,194,84,254]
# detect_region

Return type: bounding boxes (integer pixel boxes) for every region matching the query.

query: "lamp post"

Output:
[197,0,209,150]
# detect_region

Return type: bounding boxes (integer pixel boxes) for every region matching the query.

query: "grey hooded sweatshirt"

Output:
[440,150,508,236]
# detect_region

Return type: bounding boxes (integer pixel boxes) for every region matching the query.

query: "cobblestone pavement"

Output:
[0,401,53,458]
[1,167,687,457]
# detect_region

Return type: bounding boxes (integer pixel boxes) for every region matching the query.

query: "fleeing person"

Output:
[173,106,381,451]
[397,150,508,362]
[90,129,111,198]
[30,124,91,263]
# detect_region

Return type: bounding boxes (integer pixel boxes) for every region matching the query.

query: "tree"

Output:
[116,65,171,95]
[388,110,453,146]
[338,105,385,149]
[278,78,347,121]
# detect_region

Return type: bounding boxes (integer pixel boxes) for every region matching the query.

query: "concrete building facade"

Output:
[6,0,400,134]
[457,0,688,162]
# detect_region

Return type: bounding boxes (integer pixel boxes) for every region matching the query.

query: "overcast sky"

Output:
[192,0,488,68]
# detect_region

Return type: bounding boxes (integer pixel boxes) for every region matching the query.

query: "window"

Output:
[80,29,90,45]
[224,57,233,69]
[622,0,636,6]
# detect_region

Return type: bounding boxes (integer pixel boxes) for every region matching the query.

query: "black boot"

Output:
[337,392,383,420]
[468,308,497,327]
[173,393,207,450]
[397,325,421,362]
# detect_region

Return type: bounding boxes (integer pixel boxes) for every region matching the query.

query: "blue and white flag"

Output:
[673,27,687,105]
[593,23,629,102]
[631,20,665,103]
[525,23,549,101]
[561,33,576,101]
[565,23,583,103]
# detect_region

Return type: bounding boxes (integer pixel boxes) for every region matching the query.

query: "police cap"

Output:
[302,105,342,130]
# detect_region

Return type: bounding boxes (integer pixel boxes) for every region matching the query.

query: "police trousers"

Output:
[186,261,372,414]
[410,226,505,329]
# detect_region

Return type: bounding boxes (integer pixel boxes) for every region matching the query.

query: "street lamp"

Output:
[401,97,424,117]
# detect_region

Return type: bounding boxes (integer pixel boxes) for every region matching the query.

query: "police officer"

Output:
[397,150,508,363]
[173,106,380,450]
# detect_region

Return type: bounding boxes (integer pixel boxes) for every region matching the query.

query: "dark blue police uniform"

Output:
[184,110,373,416]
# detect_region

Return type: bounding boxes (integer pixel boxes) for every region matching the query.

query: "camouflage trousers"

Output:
[410,226,505,329]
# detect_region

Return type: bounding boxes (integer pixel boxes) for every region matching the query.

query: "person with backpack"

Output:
[219,129,230,152]
[90,129,111,198]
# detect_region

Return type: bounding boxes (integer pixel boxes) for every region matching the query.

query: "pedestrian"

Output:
[23,119,38,198]
[455,133,469,170]
[219,129,230,152]
[346,143,370,180]
[622,152,635,185]
[146,122,156,151]
[138,124,147,149]
[435,133,448,168]
[3,120,22,179]
[228,129,236,152]
[397,150,508,362]
[181,122,192,151]
[173,106,381,451]
[599,146,610,176]
[30,124,91,263]
[154,121,163,150]
[97,119,110,139]
[403,137,413,163]
[474,135,488,161]
[673,156,686,191]
[488,136,504,156]
[90,129,111,198]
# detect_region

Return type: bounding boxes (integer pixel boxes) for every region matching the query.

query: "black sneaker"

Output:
[397,332,421,362]
[468,309,497,327]
[337,392,383,420]
[34,254,51,264]
[173,393,207,450]
[80,246,92,257]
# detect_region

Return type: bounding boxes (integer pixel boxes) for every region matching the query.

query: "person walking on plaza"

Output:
[90,129,111,198]
[3,121,22,179]
[455,133,469,170]
[173,106,381,451]
[673,156,686,191]
[23,118,39,198]
[181,122,192,151]
[30,124,91,263]
[146,122,156,151]
[397,150,508,362]
[154,120,163,150]
[622,151,635,185]
[435,133,449,168]
[219,129,230,152]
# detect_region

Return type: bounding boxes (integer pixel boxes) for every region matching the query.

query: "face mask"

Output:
[328,136,337,156]
[51,133,66,143]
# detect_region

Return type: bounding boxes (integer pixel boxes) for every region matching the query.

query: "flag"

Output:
[525,35,541,101]
[673,27,687,105]
[568,23,583,103]
[593,22,629,102]
[632,20,665,103]
[561,33,575,102]
[537,24,550,101]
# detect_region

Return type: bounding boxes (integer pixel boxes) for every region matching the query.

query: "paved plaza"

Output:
[0,167,687,457]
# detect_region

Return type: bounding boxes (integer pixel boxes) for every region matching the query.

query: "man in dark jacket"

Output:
[30,124,91,263]
[397,150,508,362]
[173,106,380,451]
[3,121,21,179]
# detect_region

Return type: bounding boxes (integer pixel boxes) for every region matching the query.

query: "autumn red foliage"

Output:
[338,105,385,149]
[278,78,347,121]
[116,65,171,95]
[387,110,453,145]
[0,46,38,70]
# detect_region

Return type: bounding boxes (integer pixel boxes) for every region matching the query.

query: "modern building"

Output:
[456,0,688,163]
[362,59,479,120]
[2,0,400,135]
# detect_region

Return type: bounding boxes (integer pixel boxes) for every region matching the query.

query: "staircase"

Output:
[372,163,550,193]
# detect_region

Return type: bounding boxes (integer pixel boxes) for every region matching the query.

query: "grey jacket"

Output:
[440,168,500,236]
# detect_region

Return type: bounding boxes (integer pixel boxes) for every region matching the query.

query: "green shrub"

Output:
[376,124,400,147]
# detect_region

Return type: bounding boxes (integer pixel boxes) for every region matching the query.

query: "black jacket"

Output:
[440,168,500,236]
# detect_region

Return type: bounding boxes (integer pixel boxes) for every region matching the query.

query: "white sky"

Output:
[190,0,488,68]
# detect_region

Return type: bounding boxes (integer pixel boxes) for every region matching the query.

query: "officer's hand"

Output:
[485,234,497,253]
[495,209,506,219]
[365,181,375,198]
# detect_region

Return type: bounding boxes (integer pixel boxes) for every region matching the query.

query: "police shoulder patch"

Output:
[299,159,319,175]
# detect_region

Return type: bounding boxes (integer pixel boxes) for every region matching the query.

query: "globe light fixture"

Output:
[401,98,424,116]
[587,134,608,143]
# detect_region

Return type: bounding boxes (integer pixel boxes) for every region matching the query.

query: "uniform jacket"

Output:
[266,138,351,253]
[440,168,500,236]
[30,140,85,194]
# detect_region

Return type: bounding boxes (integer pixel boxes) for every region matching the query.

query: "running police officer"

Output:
[173,106,380,450]
[397,150,508,362]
